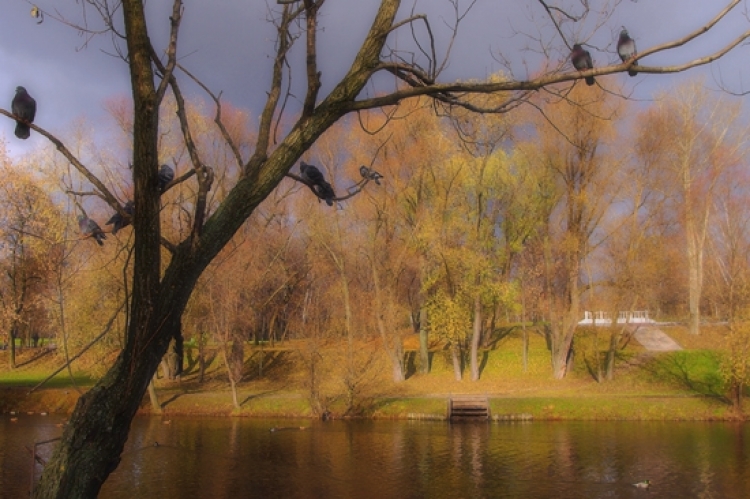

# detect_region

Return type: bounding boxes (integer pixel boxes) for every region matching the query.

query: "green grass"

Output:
[637,350,724,396]
[0,371,94,389]
[2,325,747,419]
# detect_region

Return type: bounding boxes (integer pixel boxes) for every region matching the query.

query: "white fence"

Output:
[578,310,655,326]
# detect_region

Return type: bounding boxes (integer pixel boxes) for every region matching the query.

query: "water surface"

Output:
[2,416,749,498]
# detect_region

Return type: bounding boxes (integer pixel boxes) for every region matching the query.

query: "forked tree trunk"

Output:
[550,321,576,380]
[32,2,407,496]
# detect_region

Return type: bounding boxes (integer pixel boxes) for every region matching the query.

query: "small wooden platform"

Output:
[448,395,490,422]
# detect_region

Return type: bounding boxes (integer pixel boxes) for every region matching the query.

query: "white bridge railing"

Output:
[578,310,655,325]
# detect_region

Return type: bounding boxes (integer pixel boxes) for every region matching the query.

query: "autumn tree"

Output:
[704,172,750,321]
[0,1,747,497]
[0,154,63,368]
[522,85,622,379]
[589,107,673,380]
[635,82,747,334]
[323,115,419,383]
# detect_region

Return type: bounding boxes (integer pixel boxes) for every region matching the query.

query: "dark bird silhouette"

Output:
[106,200,134,235]
[617,29,638,77]
[78,216,106,246]
[570,44,595,86]
[359,165,384,185]
[300,161,335,206]
[11,86,36,140]
[158,164,175,193]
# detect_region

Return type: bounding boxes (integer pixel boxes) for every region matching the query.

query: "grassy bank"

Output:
[1,324,746,420]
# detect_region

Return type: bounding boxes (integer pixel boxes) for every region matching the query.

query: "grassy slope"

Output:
[0,324,744,420]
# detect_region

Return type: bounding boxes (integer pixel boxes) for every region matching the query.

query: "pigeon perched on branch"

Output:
[158,164,175,193]
[359,165,384,186]
[300,161,335,206]
[617,29,638,77]
[106,200,134,235]
[78,215,106,246]
[570,44,595,86]
[11,86,36,140]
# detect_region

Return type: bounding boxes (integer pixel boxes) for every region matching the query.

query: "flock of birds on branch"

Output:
[9,29,638,247]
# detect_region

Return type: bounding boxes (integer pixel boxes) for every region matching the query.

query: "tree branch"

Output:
[302,0,323,118]
[177,63,244,171]
[153,0,184,105]
[0,109,120,210]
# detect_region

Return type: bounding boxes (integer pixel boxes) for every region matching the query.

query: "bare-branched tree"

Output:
[0,1,748,497]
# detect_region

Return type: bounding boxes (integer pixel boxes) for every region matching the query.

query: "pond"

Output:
[2,415,749,498]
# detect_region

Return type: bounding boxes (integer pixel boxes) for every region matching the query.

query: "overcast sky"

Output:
[1,1,749,158]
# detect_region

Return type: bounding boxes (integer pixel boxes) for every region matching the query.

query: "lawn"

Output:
[1,324,746,419]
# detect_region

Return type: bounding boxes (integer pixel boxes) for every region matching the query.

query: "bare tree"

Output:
[0,1,746,497]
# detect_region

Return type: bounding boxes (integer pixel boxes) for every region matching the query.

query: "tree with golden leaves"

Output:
[0,1,747,496]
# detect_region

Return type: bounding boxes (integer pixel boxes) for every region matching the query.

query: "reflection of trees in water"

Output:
[449,425,489,492]
[89,420,750,498]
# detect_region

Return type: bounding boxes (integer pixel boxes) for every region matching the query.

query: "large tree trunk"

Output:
[32,2,404,496]
[391,345,405,382]
[550,329,573,379]
[32,319,179,498]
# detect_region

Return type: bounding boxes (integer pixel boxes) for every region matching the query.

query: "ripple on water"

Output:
[5,418,750,499]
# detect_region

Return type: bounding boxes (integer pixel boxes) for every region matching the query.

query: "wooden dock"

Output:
[448,395,490,422]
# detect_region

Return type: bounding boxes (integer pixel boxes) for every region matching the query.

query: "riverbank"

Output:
[1,324,746,421]
[1,386,740,421]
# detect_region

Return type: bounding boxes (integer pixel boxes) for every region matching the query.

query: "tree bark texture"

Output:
[34,2,402,496]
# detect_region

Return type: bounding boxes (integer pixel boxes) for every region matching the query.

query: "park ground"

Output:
[0,324,746,421]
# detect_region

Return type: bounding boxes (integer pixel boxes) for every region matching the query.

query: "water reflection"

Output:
[2,417,750,498]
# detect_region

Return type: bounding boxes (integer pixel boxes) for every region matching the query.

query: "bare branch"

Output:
[252,5,298,171]
[177,63,244,171]
[351,20,750,115]
[150,51,213,239]
[285,171,366,205]
[636,0,743,63]
[153,0,184,104]
[0,109,120,210]
[536,0,584,50]
[302,0,323,118]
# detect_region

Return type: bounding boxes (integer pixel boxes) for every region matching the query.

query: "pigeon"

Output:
[158,164,175,193]
[617,29,638,77]
[78,215,106,246]
[105,200,134,235]
[300,161,335,206]
[570,44,595,86]
[11,86,36,140]
[359,165,384,186]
